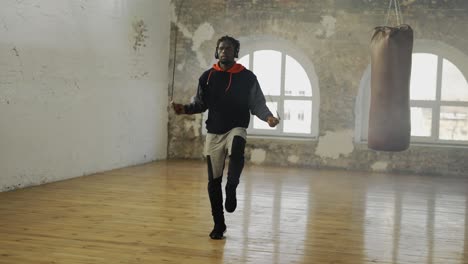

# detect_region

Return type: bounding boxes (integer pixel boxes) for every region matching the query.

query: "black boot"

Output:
[225,136,245,213]
[208,177,226,239]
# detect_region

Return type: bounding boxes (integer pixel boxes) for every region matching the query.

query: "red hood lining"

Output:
[212,63,245,73]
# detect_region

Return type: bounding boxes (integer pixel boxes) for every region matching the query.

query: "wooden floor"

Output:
[1,160,468,264]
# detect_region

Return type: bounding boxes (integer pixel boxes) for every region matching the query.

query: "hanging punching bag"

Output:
[368,0,413,151]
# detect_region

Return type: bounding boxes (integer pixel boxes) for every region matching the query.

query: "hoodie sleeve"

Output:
[184,79,208,114]
[248,78,273,121]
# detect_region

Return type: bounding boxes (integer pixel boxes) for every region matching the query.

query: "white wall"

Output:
[0,0,170,191]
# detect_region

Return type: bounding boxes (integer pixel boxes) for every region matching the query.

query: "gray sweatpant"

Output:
[204,127,247,180]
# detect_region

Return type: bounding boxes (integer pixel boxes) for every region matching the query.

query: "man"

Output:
[172,35,279,240]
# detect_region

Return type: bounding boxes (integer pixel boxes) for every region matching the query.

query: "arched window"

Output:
[238,37,319,138]
[356,40,468,145]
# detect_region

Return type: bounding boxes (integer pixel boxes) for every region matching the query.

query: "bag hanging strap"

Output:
[385,0,404,26]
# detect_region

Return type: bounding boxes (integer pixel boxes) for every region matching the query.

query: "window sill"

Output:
[355,141,468,149]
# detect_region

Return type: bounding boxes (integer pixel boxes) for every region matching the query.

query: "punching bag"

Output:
[368,0,413,151]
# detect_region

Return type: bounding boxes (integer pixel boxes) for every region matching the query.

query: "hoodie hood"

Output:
[208,63,246,92]
[212,63,245,73]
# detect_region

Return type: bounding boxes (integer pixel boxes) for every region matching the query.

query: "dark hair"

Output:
[215,35,240,59]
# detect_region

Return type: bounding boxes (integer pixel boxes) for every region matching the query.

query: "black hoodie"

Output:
[184,63,273,134]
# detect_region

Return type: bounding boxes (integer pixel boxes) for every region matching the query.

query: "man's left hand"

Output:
[267,116,280,127]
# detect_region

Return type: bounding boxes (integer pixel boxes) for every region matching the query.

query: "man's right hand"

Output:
[171,102,185,115]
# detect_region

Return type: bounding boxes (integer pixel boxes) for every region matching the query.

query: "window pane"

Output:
[441,58,468,102]
[253,102,277,130]
[237,54,249,70]
[283,100,311,134]
[410,53,437,100]
[439,106,468,141]
[284,55,312,97]
[410,107,432,137]
[253,50,281,96]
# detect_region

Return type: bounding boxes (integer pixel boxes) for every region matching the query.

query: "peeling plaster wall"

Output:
[0,0,171,192]
[168,0,468,176]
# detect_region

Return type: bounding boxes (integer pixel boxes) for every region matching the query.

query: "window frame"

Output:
[238,36,320,139]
